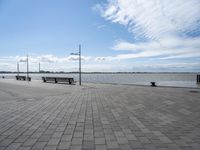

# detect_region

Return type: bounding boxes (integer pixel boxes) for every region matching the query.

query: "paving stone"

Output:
[57,141,70,149]
[61,135,73,141]
[84,129,93,135]
[4,143,21,150]
[167,143,182,150]
[119,144,132,150]
[73,132,83,138]
[151,139,168,148]
[71,138,82,145]
[84,135,94,141]
[38,135,51,142]
[126,134,137,140]
[0,81,200,150]
[82,141,94,150]
[117,137,129,144]
[106,141,119,149]
[94,132,105,137]
[44,130,55,135]
[0,147,6,150]
[52,132,63,138]
[139,137,151,144]
[69,145,82,150]
[0,139,14,147]
[56,127,66,132]
[114,132,125,137]
[105,134,117,141]
[31,132,43,138]
[144,144,158,150]
[95,138,106,145]
[95,144,107,150]
[23,138,37,146]
[47,138,60,146]
[158,148,169,150]
[17,147,31,150]
[130,141,144,149]
[14,136,29,143]
[31,142,47,150]
[159,136,173,144]
[44,145,57,150]
[190,143,200,150]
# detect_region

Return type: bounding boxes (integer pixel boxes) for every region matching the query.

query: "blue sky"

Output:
[0,0,200,72]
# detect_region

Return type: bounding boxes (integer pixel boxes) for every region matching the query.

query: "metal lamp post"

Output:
[26,55,29,80]
[17,62,19,76]
[18,55,29,81]
[70,44,81,86]
[39,62,40,73]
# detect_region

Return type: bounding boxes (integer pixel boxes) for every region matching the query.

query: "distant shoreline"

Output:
[0,71,199,74]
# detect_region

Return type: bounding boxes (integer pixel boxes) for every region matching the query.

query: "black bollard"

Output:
[151,82,156,87]
[197,75,200,84]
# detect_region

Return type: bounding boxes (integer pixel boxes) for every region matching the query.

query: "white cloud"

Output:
[67,56,91,61]
[30,55,91,63]
[95,56,115,61]
[95,0,200,60]
[16,56,27,62]
[97,0,200,39]
[0,54,92,72]
[37,55,58,63]
[113,36,200,59]
[0,54,200,72]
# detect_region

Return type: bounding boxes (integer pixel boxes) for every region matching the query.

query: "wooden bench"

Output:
[16,76,26,80]
[42,77,56,83]
[42,77,75,84]
[150,82,156,87]
[16,76,31,81]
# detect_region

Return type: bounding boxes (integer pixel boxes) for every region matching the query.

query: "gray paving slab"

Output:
[0,79,200,150]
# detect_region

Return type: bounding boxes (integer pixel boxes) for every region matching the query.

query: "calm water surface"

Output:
[1,73,200,88]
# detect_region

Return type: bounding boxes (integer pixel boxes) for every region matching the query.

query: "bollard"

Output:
[27,77,31,81]
[197,75,200,84]
[150,82,156,87]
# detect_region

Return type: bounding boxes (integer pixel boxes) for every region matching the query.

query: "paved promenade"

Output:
[0,79,200,150]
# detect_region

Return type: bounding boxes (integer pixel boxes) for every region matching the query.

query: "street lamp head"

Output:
[70,53,79,55]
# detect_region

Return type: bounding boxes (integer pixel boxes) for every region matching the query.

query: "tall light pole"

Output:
[39,62,40,73]
[27,55,29,80]
[17,62,19,76]
[79,45,81,86]
[70,44,82,86]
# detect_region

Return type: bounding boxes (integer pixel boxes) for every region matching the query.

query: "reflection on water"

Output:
[1,73,200,88]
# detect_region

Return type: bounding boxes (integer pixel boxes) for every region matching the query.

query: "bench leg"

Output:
[67,79,70,84]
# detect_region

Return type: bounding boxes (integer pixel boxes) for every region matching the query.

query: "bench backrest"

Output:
[42,77,74,83]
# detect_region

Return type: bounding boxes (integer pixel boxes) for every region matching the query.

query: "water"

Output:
[1,73,200,88]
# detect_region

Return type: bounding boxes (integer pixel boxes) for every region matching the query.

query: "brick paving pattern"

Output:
[0,82,200,150]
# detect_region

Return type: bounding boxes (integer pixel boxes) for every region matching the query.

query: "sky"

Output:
[0,0,200,72]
